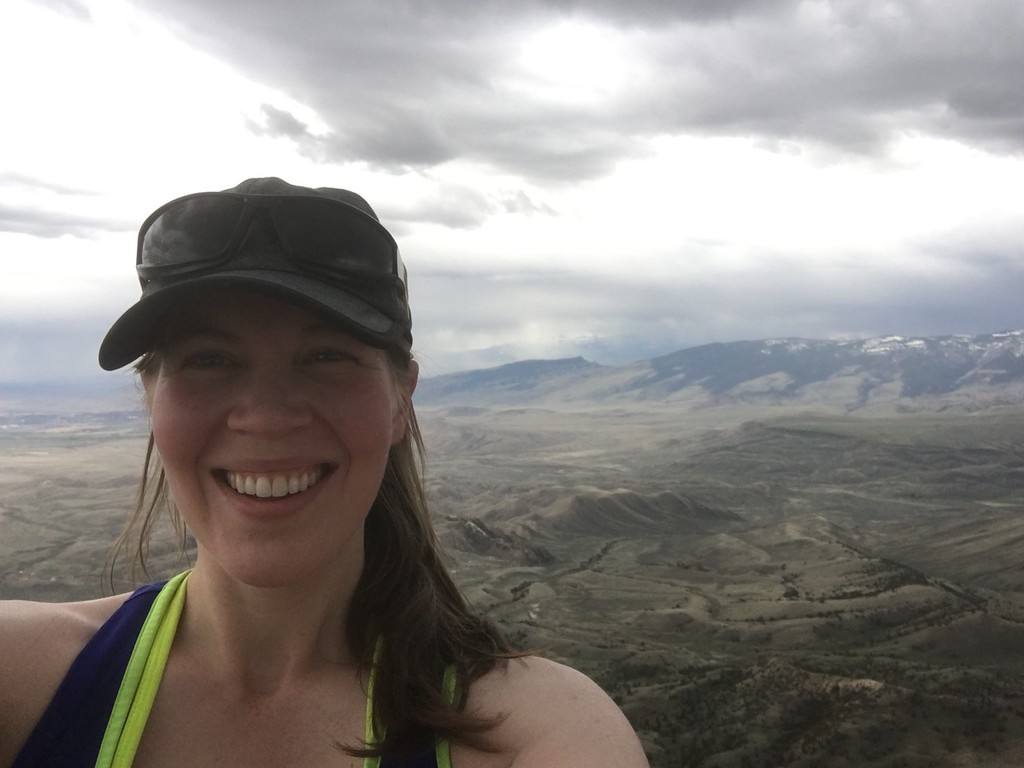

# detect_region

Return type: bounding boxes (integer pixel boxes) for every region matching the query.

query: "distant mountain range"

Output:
[415,330,1024,411]
[2,331,1023,418]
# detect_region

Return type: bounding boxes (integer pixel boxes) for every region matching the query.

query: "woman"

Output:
[0,178,649,767]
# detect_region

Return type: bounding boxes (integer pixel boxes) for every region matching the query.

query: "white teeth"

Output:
[272,476,289,497]
[227,466,324,498]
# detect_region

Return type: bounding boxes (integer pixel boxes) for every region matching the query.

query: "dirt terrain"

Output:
[3,401,1024,767]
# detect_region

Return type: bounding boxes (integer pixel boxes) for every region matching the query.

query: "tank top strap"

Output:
[364,639,455,768]
[68,574,450,768]
[94,569,190,768]
[10,581,164,768]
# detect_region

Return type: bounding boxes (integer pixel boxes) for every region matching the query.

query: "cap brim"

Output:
[98,271,407,371]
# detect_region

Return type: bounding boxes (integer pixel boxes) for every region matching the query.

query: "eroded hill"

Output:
[418,402,1024,766]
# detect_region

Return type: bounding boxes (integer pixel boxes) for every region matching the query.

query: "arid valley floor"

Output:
[2,397,1024,767]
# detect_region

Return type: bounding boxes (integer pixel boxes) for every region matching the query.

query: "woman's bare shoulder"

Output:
[460,655,650,768]
[0,593,128,767]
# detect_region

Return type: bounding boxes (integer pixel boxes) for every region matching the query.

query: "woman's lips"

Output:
[223,464,328,498]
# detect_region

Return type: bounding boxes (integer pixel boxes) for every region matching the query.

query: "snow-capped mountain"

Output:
[416,331,1024,410]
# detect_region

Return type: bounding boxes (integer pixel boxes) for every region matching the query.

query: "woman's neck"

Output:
[175,558,363,696]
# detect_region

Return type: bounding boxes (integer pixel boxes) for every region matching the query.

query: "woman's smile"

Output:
[223,464,330,499]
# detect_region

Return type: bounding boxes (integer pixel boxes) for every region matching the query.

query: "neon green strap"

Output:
[436,664,457,768]
[362,642,456,768]
[94,570,190,768]
[94,576,454,768]
[363,639,384,768]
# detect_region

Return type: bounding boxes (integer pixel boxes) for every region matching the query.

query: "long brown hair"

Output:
[108,346,516,758]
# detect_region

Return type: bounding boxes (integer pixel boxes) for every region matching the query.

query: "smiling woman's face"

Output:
[141,289,415,589]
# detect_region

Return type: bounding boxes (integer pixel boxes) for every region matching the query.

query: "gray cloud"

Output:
[382,184,557,231]
[0,172,96,197]
[0,174,131,238]
[542,0,792,24]
[409,231,1024,372]
[133,0,1024,184]
[248,103,311,141]
[0,203,127,239]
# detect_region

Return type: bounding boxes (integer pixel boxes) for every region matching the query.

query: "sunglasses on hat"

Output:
[136,192,406,290]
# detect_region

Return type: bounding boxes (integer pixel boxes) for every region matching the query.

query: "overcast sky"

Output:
[1,0,1021,382]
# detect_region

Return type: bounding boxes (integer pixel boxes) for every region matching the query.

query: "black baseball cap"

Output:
[98,177,411,370]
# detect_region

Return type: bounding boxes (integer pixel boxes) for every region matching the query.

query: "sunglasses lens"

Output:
[141,197,246,269]
[277,198,395,276]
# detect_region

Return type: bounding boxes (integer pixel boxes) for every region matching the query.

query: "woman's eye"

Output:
[184,350,233,369]
[308,349,358,364]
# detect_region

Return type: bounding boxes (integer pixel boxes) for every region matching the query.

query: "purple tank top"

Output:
[11,582,438,767]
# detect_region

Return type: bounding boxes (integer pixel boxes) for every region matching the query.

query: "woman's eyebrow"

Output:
[162,325,239,345]
[300,321,358,339]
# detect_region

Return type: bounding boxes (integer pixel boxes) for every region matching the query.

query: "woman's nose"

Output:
[225,367,313,435]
